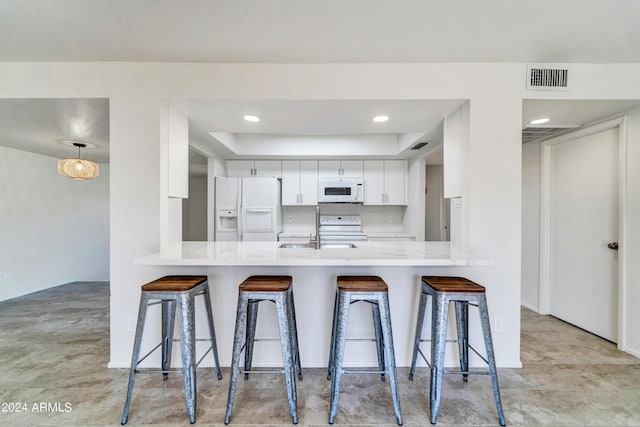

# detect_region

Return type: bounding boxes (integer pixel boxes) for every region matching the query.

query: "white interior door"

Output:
[549,127,619,341]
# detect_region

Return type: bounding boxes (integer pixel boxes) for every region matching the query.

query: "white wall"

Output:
[521,141,541,311]
[2,62,640,367]
[425,165,445,241]
[182,175,207,240]
[0,146,109,301]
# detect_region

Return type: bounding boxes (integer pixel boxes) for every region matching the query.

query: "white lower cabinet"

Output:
[282,160,318,205]
[363,160,407,205]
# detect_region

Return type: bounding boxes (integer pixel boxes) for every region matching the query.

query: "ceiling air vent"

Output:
[526,64,572,91]
[522,125,579,144]
[411,141,429,150]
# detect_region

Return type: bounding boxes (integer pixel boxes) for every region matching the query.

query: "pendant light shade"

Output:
[58,142,99,180]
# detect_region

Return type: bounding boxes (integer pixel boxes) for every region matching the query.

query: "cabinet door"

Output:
[340,160,363,177]
[227,160,254,177]
[318,160,340,177]
[254,160,281,178]
[363,160,385,205]
[281,160,300,206]
[299,160,318,205]
[384,160,407,205]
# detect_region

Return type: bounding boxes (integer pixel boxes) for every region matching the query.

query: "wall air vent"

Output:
[411,141,429,150]
[526,64,572,91]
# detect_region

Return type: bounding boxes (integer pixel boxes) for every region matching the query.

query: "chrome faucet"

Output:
[310,205,321,249]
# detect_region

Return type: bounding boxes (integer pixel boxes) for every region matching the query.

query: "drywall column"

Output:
[160,103,189,245]
[467,95,523,364]
[443,102,470,245]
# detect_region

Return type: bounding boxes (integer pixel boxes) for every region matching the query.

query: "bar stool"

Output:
[327,275,403,425]
[224,275,302,425]
[121,275,223,425]
[408,276,505,426]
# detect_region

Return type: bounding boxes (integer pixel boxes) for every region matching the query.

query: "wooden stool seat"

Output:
[421,276,486,293]
[337,275,388,292]
[239,275,292,292]
[141,275,208,292]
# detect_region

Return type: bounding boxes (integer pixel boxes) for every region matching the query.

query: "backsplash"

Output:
[281,204,405,234]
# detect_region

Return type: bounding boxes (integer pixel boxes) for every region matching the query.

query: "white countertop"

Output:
[135,241,491,267]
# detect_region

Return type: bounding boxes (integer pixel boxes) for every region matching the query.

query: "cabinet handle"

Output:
[299,193,303,204]
[382,193,385,203]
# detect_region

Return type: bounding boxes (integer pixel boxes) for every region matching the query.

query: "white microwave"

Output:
[318,177,364,203]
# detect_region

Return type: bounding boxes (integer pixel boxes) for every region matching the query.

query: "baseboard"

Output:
[622,346,640,359]
[521,302,540,313]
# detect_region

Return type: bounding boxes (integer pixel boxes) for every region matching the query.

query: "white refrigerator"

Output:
[214,177,282,241]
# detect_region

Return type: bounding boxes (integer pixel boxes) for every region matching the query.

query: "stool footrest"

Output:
[416,347,431,368]
[444,369,492,376]
[342,369,387,375]
[135,368,184,375]
[240,368,286,375]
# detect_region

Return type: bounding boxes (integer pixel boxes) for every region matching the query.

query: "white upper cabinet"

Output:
[318,160,363,178]
[282,160,318,205]
[363,160,407,205]
[227,160,282,178]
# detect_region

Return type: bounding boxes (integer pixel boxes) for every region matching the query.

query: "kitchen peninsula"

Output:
[133,241,495,369]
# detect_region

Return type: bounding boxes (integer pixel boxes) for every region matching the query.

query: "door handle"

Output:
[607,242,619,251]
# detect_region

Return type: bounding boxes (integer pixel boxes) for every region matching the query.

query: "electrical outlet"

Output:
[0,272,6,281]
[386,216,392,223]
[288,215,294,223]
[127,317,136,332]
[494,316,504,333]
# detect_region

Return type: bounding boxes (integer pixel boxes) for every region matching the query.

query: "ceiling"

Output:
[0,98,110,163]
[1,1,640,63]
[1,2,640,163]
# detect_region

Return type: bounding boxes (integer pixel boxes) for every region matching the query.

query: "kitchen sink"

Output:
[278,243,357,249]
[279,243,315,249]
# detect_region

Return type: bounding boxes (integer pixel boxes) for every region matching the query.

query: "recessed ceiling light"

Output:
[529,118,550,125]
[243,115,261,122]
[373,115,389,123]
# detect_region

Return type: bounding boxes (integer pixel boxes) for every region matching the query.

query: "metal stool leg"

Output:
[454,301,469,382]
[378,294,403,426]
[328,291,350,424]
[161,299,176,380]
[327,288,338,380]
[225,293,249,425]
[121,293,149,425]
[288,287,303,380]
[409,288,428,380]
[372,302,386,381]
[177,293,197,424]
[430,293,449,425]
[202,284,223,380]
[477,295,506,426]
[244,300,259,380]
[275,293,298,424]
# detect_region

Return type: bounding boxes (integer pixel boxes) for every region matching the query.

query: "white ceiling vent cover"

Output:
[526,64,572,91]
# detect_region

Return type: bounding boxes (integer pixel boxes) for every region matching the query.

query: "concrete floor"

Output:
[1,281,639,426]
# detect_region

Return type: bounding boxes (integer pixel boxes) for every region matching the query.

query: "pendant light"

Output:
[57,142,99,180]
